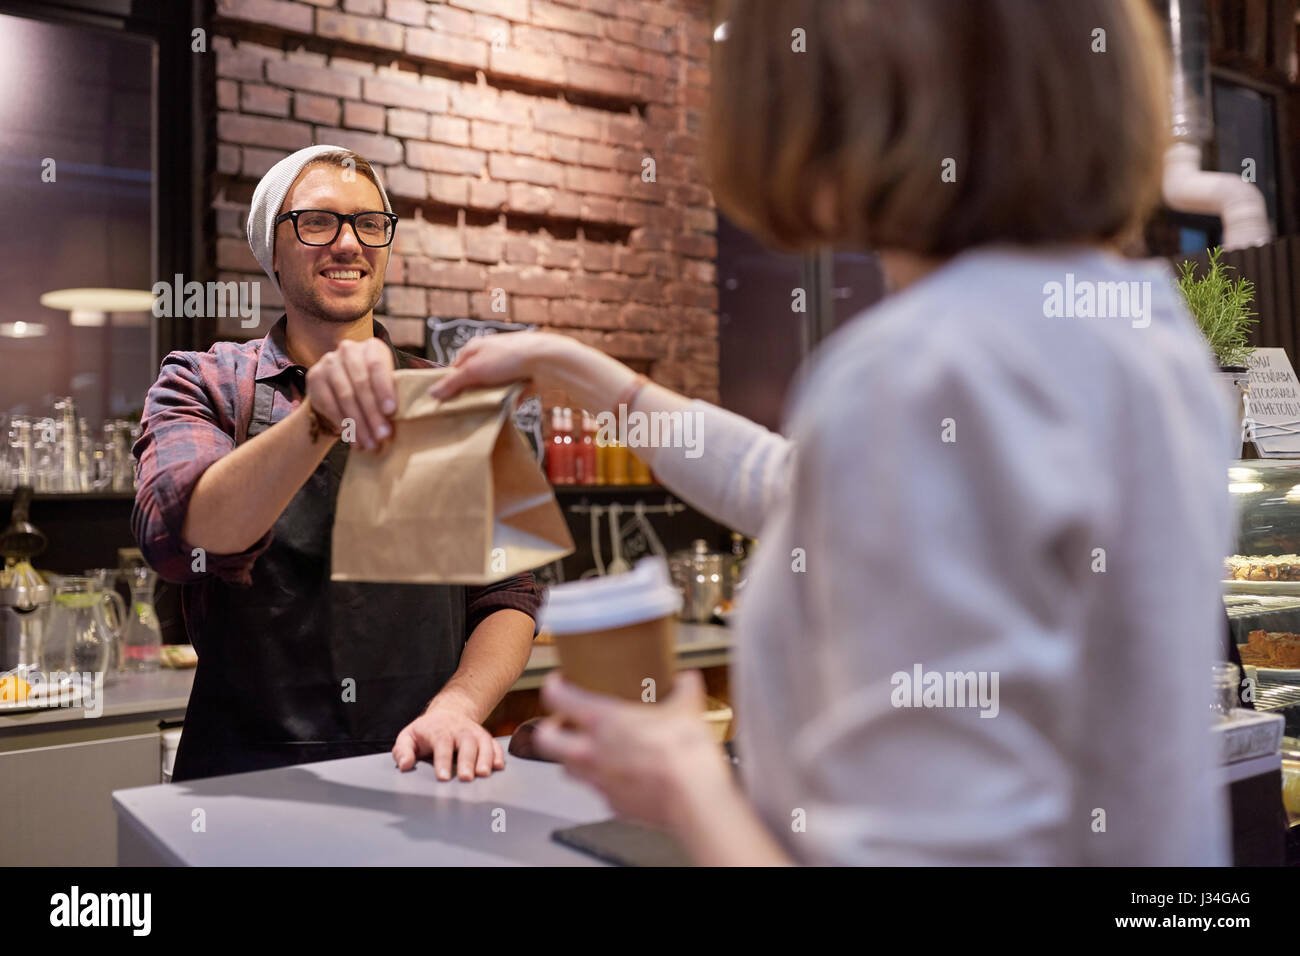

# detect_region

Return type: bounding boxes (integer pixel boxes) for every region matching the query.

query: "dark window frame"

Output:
[1209,64,1295,238]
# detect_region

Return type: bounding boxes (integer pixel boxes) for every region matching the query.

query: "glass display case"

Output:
[1226,460,1300,587]
[1223,461,1300,724]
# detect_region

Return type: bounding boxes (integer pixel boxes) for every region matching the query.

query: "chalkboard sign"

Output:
[425,317,544,463]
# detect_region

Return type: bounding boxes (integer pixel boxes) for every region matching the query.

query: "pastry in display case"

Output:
[1225,460,1300,595]
[1225,595,1300,671]
[1240,629,1300,669]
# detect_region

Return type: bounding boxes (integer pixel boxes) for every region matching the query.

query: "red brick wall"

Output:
[209,0,719,402]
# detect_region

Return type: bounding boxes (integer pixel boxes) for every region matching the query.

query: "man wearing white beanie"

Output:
[133,146,540,782]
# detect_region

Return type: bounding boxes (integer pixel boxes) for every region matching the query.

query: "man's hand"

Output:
[305,337,396,451]
[391,698,506,782]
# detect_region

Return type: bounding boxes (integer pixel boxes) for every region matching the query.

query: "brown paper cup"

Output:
[553,614,677,702]
[540,557,683,705]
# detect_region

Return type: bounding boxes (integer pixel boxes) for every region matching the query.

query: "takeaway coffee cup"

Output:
[540,557,682,702]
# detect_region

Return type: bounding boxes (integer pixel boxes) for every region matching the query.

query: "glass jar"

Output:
[1211,662,1241,722]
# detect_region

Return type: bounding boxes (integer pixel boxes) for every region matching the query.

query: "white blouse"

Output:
[650,245,1234,865]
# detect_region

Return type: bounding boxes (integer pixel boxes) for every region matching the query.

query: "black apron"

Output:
[171,355,467,781]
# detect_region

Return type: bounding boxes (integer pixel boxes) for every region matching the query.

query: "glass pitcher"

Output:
[86,569,126,674]
[121,566,161,673]
[42,576,125,679]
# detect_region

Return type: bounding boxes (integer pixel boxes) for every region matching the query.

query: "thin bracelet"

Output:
[614,373,648,412]
[302,397,340,444]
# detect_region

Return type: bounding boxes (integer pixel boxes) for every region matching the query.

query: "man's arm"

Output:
[425,608,535,721]
[135,338,398,579]
[186,336,398,554]
[182,401,333,554]
[133,352,287,584]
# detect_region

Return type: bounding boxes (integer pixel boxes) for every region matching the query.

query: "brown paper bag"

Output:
[331,368,574,584]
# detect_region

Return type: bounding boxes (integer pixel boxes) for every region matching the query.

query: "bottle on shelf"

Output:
[594,422,610,485]
[629,450,653,485]
[607,440,630,485]
[546,406,571,485]
[559,408,577,484]
[727,531,747,600]
[576,410,598,485]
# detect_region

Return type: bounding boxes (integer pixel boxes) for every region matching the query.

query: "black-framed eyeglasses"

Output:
[275,209,399,247]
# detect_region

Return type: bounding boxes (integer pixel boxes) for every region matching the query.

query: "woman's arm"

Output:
[667,758,796,866]
[642,399,792,538]
[533,670,795,865]
[430,332,792,535]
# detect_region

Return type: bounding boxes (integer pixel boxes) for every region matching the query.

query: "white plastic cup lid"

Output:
[539,556,682,635]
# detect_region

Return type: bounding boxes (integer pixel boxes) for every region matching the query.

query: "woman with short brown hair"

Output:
[433,0,1232,865]
[710,0,1171,257]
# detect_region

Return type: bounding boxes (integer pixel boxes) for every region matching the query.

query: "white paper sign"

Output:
[1245,348,1300,457]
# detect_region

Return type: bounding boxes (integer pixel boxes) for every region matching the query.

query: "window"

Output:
[0,12,155,424]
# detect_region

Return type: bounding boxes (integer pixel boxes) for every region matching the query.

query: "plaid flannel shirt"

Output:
[131,316,541,640]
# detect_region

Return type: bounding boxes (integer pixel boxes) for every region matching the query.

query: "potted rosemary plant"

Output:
[1175,247,1257,370]
[1175,247,1258,453]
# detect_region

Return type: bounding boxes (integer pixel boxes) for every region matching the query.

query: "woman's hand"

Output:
[429,331,573,400]
[533,669,738,833]
[428,330,642,414]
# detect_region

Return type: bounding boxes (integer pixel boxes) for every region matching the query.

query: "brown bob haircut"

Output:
[708,0,1171,256]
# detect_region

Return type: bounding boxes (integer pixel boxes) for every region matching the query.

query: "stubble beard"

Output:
[282,272,383,326]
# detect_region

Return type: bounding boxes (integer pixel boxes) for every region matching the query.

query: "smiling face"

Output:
[273,163,390,325]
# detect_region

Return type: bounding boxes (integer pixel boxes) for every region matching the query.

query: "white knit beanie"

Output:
[246,145,394,294]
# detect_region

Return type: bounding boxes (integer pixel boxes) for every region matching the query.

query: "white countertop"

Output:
[114,743,615,866]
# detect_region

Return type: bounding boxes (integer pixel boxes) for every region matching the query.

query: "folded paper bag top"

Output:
[330,367,574,584]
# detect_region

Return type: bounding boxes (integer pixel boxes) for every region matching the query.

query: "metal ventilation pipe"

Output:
[1161,0,1271,249]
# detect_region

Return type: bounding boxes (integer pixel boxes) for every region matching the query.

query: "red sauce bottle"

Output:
[546,406,568,484]
[575,410,597,485]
